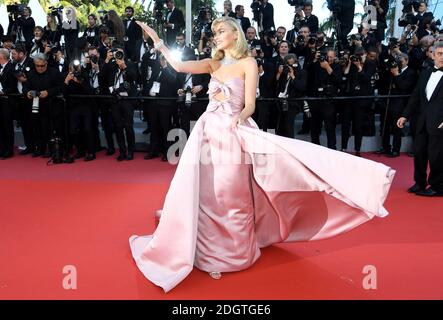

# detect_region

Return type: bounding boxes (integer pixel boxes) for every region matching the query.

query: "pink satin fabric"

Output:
[129,76,396,292]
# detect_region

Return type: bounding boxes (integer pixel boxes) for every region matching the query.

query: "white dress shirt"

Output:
[426,67,443,101]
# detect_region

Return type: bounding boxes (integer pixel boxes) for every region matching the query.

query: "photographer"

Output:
[198,31,215,59]
[23,53,63,157]
[222,1,236,18]
[8,6,35,47]
[246,27,261,49]
[275,54,307,138]
[11,44,35,155]
[29,26,46,59]
[307,48,342,149]
[102,46,138,161]
[44,12,62,48]
[235,5,251,34]
[165,0,185,47]
[173,33,196,62]
[123,6,143,61]
[83,46,115,156]
[288,26,310,60]
[380,52,416,157]
[61,6,80,62]
[341,48,377,156]
[0,48,18,160]
[194,7,213,46]
[261,29,279,59]
[144,54,177,161]
[63,60,96,161]
[291,2,319,34]
[82,14,100,47]
[368,0,389,42]
[177,72,210,138]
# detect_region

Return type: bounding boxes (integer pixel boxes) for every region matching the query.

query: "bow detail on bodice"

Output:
[206,80,233,115]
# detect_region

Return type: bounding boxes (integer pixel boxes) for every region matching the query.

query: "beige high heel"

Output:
[209,272,222,280]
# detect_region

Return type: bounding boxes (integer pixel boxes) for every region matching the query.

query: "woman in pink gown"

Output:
[129,18,396,292]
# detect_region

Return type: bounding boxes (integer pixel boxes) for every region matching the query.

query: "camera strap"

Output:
[113,70,124,90]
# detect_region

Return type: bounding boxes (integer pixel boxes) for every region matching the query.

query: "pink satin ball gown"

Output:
[129,75,396,292]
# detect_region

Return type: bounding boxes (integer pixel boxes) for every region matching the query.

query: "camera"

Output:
[256,57,264,67]
[90,55,99,64]
[49,6,63,16]
[308,36,317,45]
[297,35,305,43]
[251,1,262,22]
[185,86,192,108]
[7,3,26,16]
[111,49,124,60]
[350,55,361,62]
[288,0,312,6]
[350,34,362,42]
[317,50,327,62]
[30,90,40,98]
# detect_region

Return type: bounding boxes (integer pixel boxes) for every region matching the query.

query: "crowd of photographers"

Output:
[0,0,441,162]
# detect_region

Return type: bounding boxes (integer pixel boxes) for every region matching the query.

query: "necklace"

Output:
[220,56,237,66]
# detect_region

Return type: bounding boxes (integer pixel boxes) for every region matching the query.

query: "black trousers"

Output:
[179,101,207,138]
[276,103,300,139]
[148,101,175,155]
[310,100,336,149]
[0,98,15,155]
[381,108,403,153]
[111,99,135,154]
[341,99,369,151]
[16,97,34,150]
[93,98,115,151]
[70,106,95,154]
[414,127,443,192]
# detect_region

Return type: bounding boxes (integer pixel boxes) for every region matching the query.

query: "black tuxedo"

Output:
[260,3,275,31]
[123,17,142,60]
[381,66,417,154]
[0,61,18,157]
[402,68,443,191]
[13,56,35,151]
[301,15,319,33]
[235,16,251,34]
[132,39,155,64]
[12,16,35,45]
[82,25,100,47]
[165,7,185,47]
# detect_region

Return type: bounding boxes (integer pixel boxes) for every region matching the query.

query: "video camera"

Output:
[398,0,421,27]
[49,6,63,17]
[7,3,26,16]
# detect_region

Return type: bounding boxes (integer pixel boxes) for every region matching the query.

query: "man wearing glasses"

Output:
[23,53,62,157]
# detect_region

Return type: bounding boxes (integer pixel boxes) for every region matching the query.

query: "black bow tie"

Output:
[432,67,443,72]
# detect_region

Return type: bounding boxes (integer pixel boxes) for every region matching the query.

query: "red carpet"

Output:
[0,151,442,300]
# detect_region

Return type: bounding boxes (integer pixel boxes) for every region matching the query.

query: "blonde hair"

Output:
[211,17,248,61]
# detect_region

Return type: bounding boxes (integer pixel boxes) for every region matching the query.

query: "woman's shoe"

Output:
[209,272,222,280]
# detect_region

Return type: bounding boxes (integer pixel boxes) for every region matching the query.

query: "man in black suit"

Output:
[164,0,185,47]
[11,44,34,155]
[102,46,139,161]
[123,6,142,61]
[8,6,35,47]
[144,54,177,161]
[260,0,275,33]
[397,41,443,197]
[234,5,251,34]
[0,48,18,159]
[380,53,416,158]
[300,3,319,34]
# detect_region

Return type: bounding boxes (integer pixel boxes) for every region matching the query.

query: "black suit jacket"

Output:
[403,68,443,136]
[166,8,185,46]
[236,16,251,34]
[390,67,417,112]
[0,62,18,95]
[132,39,154,63]
[260,3,275,31]
[124,18,142,57]
[301,15,319,33]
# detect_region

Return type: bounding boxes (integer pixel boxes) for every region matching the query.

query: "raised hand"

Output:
[136,21,160,43]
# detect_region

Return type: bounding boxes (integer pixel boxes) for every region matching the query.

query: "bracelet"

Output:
[154,40,164,50]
